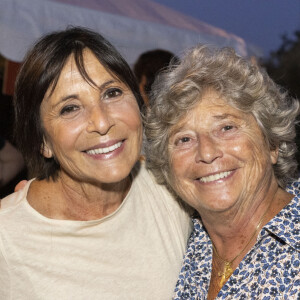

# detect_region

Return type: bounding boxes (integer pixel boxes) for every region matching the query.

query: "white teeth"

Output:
[86,142,122,155]
[200,171,232,183]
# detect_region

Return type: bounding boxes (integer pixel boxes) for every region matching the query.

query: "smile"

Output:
[86,141,123,155]
[199,170,233,183]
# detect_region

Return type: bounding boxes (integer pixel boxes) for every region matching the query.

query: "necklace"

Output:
[211,199,273,288]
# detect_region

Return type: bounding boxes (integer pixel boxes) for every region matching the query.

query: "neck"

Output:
[28,172,132,221]
[201,177,280,249]
[205,178,293,299]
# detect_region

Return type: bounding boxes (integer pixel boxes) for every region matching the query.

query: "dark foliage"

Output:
[262,30,300,171]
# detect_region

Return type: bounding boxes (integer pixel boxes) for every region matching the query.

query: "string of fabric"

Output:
[211,198,274,288]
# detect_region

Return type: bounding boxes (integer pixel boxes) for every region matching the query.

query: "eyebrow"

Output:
[57,80,117,103]
[60,94,79,102]
[169,113,243,135]
[98,80,116,91]
[212,113,242,120]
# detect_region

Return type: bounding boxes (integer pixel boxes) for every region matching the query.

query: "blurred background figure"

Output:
[0,136,24,188]
[133,49,179,107]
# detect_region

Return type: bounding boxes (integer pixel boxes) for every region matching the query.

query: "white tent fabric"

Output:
[0,0,248,65]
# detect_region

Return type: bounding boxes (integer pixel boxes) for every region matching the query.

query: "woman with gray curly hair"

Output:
[145,45,300,299]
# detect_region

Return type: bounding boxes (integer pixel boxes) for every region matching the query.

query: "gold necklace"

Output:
[211,199,273,288]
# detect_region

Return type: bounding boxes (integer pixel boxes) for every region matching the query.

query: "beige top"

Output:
[0,163,191,300]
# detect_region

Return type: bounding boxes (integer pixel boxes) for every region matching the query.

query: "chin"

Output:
[102,169,132,184]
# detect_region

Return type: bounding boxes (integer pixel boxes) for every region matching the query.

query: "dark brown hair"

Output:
[14,26,143,180]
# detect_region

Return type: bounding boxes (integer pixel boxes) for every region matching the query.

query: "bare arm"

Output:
[0,140,24,188]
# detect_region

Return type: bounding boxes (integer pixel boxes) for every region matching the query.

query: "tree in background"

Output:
[263,30,300,99]
[262,30,300,171]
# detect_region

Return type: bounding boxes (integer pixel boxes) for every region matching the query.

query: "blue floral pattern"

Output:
[173,181,300,299]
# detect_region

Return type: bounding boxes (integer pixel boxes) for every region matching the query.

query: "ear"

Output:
[41,138,53,159]
[270,147,279,165]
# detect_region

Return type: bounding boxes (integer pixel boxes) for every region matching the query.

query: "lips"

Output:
[86,141,123,155]
[198,170,233,183]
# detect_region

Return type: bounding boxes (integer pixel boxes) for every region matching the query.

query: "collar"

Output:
[192,181,300,252]
[264,183,300,252]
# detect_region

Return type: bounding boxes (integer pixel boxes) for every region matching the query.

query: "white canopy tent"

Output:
[0,0,248,65]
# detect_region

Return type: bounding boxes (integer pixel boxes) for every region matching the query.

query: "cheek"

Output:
[170,173,198,209]
[230,133,263,159]
[127,114,142,133]
[248,134,271,164]
[169,138,197,166]
[232,133,272,174]
[46,121,84,153]
[231,144,243,155]
[121,104,142,132]
[117,105,143,153]
[169,149,188,178]
[169,149,194,192]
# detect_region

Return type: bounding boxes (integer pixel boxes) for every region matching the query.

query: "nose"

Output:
[86,104,113,135]
[195,134,223,164]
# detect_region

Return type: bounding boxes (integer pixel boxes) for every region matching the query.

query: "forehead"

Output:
[170,89,257,132]
[195,89,236,111]
[182,90,244,121]
[44,49,116,100]
[60,49,110,83]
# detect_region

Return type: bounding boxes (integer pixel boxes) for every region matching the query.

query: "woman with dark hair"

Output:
[133,49,178,107]
[0,27,191,299]
[146,44,300,299]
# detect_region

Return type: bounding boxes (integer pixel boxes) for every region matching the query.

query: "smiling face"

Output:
[168,89,278,214]
[40,49,142,185]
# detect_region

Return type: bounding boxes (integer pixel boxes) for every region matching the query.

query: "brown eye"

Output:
[60,105,79,115]
[222,125,234,131]
[175,136,191,145]
[180,137,191,143]
[104,88,122,99]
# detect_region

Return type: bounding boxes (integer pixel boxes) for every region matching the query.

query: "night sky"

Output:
[153,0,300,58]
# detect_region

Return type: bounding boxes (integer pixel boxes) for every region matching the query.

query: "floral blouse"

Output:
[173,181,300,299]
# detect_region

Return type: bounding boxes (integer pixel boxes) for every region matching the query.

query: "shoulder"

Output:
[132,160,181,207]
[286,178,300,195]
[0,179,33,212]
[285,179,300,212]
[131,160,192,224]
[131,160,166,193]
[266,184,300,252]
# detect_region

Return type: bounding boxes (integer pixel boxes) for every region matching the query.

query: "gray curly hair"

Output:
[145,45,299,189]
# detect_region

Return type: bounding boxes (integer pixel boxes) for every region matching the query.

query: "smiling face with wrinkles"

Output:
[40,49,143,186]
[168,89,278,215]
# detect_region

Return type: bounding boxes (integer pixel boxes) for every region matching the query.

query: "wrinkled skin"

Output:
[41,49,143,187]
[168,89,278,220]
[27,49,143,220]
